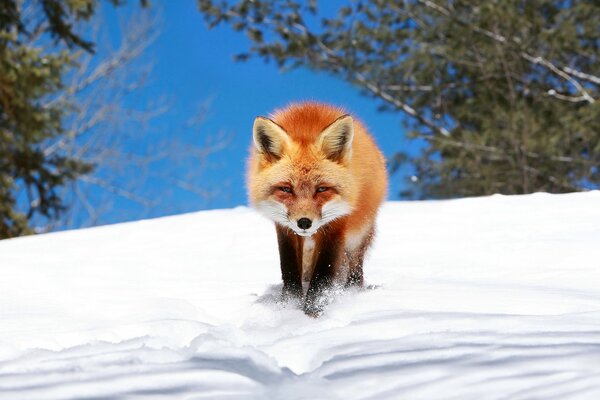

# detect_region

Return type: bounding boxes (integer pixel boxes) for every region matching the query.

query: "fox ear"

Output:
[318,115,354,162]
[253,117,290,160]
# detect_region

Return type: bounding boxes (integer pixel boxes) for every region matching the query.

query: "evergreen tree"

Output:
[0,0,143,238]
[198,0,600,198]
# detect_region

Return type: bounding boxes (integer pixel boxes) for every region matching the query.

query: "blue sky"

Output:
[88,1,416,226]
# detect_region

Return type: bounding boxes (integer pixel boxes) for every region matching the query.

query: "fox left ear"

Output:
[318,115,354,162]
[253,116,290,161]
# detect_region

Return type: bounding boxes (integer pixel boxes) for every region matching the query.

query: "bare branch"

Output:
[34,8,225,228]
[79,175,157,207]
[562,66,600,86]
[546,89,590,103]
[384,84,434,92]
[223,8,452,136]
[522,53,595,104]
[353,71,451,136]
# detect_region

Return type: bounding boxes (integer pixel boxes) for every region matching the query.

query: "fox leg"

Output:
[345,226,375,288]
[276,225,303,300]
[345,251,364,288]
[304,230,344,317]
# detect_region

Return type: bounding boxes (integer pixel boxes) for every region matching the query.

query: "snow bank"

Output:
[1,192,599,399]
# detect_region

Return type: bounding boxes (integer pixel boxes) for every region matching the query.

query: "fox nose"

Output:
[297,218,312,230]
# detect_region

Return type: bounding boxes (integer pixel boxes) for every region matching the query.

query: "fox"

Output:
[248,102,387,317]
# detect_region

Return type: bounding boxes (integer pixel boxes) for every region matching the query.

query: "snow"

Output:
[1,191,600,399]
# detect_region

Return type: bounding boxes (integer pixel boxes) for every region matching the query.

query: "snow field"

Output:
[1,191,599,399]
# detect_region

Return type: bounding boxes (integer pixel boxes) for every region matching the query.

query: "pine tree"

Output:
[198,0,600,198]
[0,0,144,238]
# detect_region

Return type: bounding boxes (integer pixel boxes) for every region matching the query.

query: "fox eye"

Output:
[316,187,329,193]
[278,186,293,193]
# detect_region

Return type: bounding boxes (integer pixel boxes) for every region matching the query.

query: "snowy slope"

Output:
[1,192,600,399]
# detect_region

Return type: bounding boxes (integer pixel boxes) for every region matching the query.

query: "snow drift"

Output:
[1,192,600,399]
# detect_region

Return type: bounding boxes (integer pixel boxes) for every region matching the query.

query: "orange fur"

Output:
[247,102,387,316]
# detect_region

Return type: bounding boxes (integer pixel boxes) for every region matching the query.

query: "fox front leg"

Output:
[276,225,303,301]
[303,232,343,317]
[345,225,375,288]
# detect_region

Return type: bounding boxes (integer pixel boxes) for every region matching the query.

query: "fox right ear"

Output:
[318,114,354,162]
[253,117,290,160]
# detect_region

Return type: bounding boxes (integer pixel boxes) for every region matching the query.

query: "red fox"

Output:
[248,102,387,317]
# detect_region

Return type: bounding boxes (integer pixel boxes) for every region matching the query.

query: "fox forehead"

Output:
[275,154,341,185]
[271,102,346,144]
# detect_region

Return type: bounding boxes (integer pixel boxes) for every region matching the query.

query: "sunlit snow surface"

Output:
[1,192,600,399]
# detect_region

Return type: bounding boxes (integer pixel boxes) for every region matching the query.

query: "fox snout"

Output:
[293,215,316,236]
[297,218,312,230]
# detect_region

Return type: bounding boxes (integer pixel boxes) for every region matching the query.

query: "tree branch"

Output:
[418,0,598,103]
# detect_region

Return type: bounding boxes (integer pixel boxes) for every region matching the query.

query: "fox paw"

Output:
[303,302,323,318]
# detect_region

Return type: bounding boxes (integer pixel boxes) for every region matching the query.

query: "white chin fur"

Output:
[291,225,319,237]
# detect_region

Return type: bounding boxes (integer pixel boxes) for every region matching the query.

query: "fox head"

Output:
[249,114,357,237]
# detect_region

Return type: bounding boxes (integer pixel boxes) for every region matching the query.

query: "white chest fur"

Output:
[301,237,316,282]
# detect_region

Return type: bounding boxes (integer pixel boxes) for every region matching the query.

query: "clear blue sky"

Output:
[93,1,416,226]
